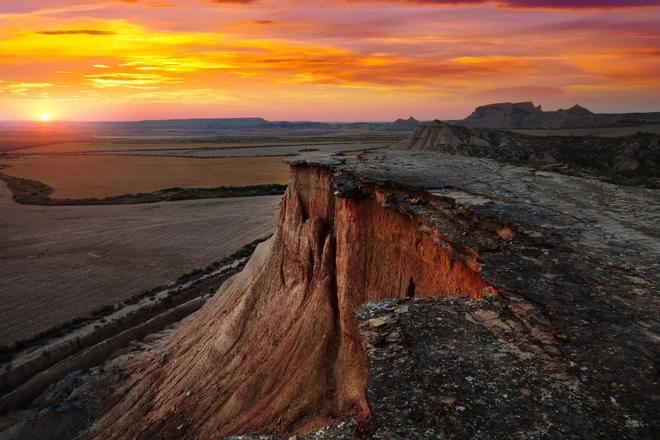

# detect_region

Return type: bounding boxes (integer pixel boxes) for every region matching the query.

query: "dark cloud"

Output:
[354,0,659,8]
[37,30,116,35]
[501,0,659,8]
[532,18,660,35]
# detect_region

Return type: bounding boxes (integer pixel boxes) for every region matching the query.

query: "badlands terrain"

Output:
[0,105,659,439]
[397,121,660,187]
[0,121,402,370]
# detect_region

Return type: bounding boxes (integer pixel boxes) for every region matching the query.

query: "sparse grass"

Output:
[0,170,286,205]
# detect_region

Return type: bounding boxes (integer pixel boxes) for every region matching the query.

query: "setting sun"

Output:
[39,113,49,122]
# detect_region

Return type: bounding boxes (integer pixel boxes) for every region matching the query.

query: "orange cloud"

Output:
[37,29,116,35]
[368,0,660,8]
[85,72,182,88]
[0,82,55,97]
[0,0,658,121]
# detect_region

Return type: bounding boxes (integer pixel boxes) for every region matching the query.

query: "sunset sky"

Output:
[0,0,659,121]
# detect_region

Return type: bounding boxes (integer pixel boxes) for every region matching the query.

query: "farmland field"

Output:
[89,142,386,158]
[1,155,291,199]
[0,124,396,348]
[19,140,388,155]
[0,181,281,345]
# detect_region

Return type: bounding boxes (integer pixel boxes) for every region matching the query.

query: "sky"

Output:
[0,0,659,121]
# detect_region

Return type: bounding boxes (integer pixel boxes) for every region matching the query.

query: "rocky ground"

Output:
[359,297,651,439]
[396,121,660,188]
[1,150,658,439]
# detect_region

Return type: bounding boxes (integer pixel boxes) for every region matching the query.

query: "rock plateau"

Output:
[396,121,660,187]
[1,150,658,440]
[455,101,660,129]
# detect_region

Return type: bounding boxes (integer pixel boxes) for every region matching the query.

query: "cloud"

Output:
[532,18,660,36]
[0,0,659,119]
[85,72,182,88]
[348,0,659,9]
[37,29,116,35]
[500,0,659,8]
[119,55,236,72]
[0,82,55,97]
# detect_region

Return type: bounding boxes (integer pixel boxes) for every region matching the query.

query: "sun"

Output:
[39,113,50,122]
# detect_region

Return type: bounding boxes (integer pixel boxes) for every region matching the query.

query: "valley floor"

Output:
[0,181,281,345]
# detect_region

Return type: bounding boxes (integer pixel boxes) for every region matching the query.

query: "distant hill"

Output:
[389,117,420,130]
[0,117,418,150]
[0,117,422,135]
[395,120,660,187]
[453,102,660,129]
[89,117,419,132]
[96,117,272,130]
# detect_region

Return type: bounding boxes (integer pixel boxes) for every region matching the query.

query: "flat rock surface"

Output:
[359,298,647,439]
[297,150,660,439]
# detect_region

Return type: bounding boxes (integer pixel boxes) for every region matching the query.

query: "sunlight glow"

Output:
[40,113,50,122]
[0,1,657,120]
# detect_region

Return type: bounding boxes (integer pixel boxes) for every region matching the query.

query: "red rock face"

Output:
[93,164,495,439]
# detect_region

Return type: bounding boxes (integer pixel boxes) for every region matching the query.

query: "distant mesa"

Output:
[389,116,420,130]
[454,101,660,129]
[92,116,421,132]
[113,117,273,129]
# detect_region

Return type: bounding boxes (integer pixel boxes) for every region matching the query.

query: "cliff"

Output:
[456,101,660,129]
[90,155,495,438]
[2,151,659,439]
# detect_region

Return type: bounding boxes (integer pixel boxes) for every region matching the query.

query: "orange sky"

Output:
[0,0,659,121]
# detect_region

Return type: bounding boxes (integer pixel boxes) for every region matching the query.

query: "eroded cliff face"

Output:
[92,164,496,439]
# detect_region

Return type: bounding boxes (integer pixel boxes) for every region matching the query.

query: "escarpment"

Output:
[395,121,660,187]
[455,101,660,129]
[3,150,658,439]
[92,160,497,439]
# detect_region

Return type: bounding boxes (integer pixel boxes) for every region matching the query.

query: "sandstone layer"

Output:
[91,156,496,439]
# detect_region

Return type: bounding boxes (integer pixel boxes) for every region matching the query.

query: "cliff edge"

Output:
[2,151,658,439]
[395,121,660,187]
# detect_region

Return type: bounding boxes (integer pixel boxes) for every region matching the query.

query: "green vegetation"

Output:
[0,169,286,205]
